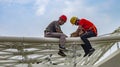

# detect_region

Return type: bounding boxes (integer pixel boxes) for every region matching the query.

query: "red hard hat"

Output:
[59,15,67,22]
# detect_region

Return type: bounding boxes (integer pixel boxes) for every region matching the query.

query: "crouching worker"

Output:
[70,16,98,57]
[44,15,67,57]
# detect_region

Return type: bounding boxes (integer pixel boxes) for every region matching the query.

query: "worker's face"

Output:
[58,19,66,25]
[75,19,79,26]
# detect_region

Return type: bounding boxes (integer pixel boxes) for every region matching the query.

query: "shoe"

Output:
[88,48,95,56]
[59,44,68,51]
[58,50,66,57]
[59,47,68,51]
[36,61,42,64]
[83,53,89,57]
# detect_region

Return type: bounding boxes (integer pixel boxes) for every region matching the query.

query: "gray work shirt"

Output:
[45,21,63,33]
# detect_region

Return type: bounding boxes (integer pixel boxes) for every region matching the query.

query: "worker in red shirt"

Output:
[44,15,67,57]
[70,16,97,57]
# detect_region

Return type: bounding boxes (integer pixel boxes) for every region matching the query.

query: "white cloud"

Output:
[61,0,117,35]
[36,5,45,16]
[34,0,50,16]
[0,0,119,36]
[62,0,98,17]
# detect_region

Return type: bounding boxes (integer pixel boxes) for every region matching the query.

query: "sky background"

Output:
[0,0,120,37]
[0,0,120,65]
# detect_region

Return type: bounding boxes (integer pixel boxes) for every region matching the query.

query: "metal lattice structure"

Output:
[0,27,120,67]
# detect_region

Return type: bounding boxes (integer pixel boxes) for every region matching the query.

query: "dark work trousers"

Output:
[80,31,96,54]
[44,32,67,48]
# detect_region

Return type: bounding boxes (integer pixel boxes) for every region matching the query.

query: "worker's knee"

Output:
[60,34,66,38]
[80,35,88,40]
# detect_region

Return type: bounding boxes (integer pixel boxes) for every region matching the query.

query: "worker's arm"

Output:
[70,26,84,37]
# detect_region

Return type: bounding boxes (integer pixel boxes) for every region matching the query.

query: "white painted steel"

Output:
[0,27,119,67]
[0,35,120,43]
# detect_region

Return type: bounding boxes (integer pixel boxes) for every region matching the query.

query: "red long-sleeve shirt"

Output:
[78,18,97,36]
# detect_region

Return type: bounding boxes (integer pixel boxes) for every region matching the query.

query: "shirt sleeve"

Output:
[55,22,63,33]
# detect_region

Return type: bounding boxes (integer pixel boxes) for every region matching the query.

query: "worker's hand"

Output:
[78,30,84,36]
[56,29,63,33]
[70,32,79,37]
[70,30,84,37]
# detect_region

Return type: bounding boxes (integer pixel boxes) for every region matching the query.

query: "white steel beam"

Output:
[0,35,120,44]
[95,49,120,67]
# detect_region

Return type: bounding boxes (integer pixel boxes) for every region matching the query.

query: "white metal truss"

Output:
[0,27,120,67]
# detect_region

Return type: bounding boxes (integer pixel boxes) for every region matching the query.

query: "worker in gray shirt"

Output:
[44,15,67,57]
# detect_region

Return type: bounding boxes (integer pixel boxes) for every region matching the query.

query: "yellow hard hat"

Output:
[70,16,77,25]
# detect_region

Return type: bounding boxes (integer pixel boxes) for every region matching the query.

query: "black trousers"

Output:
[80,31,96,53]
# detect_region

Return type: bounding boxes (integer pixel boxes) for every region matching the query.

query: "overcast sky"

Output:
[0,0,120,37]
